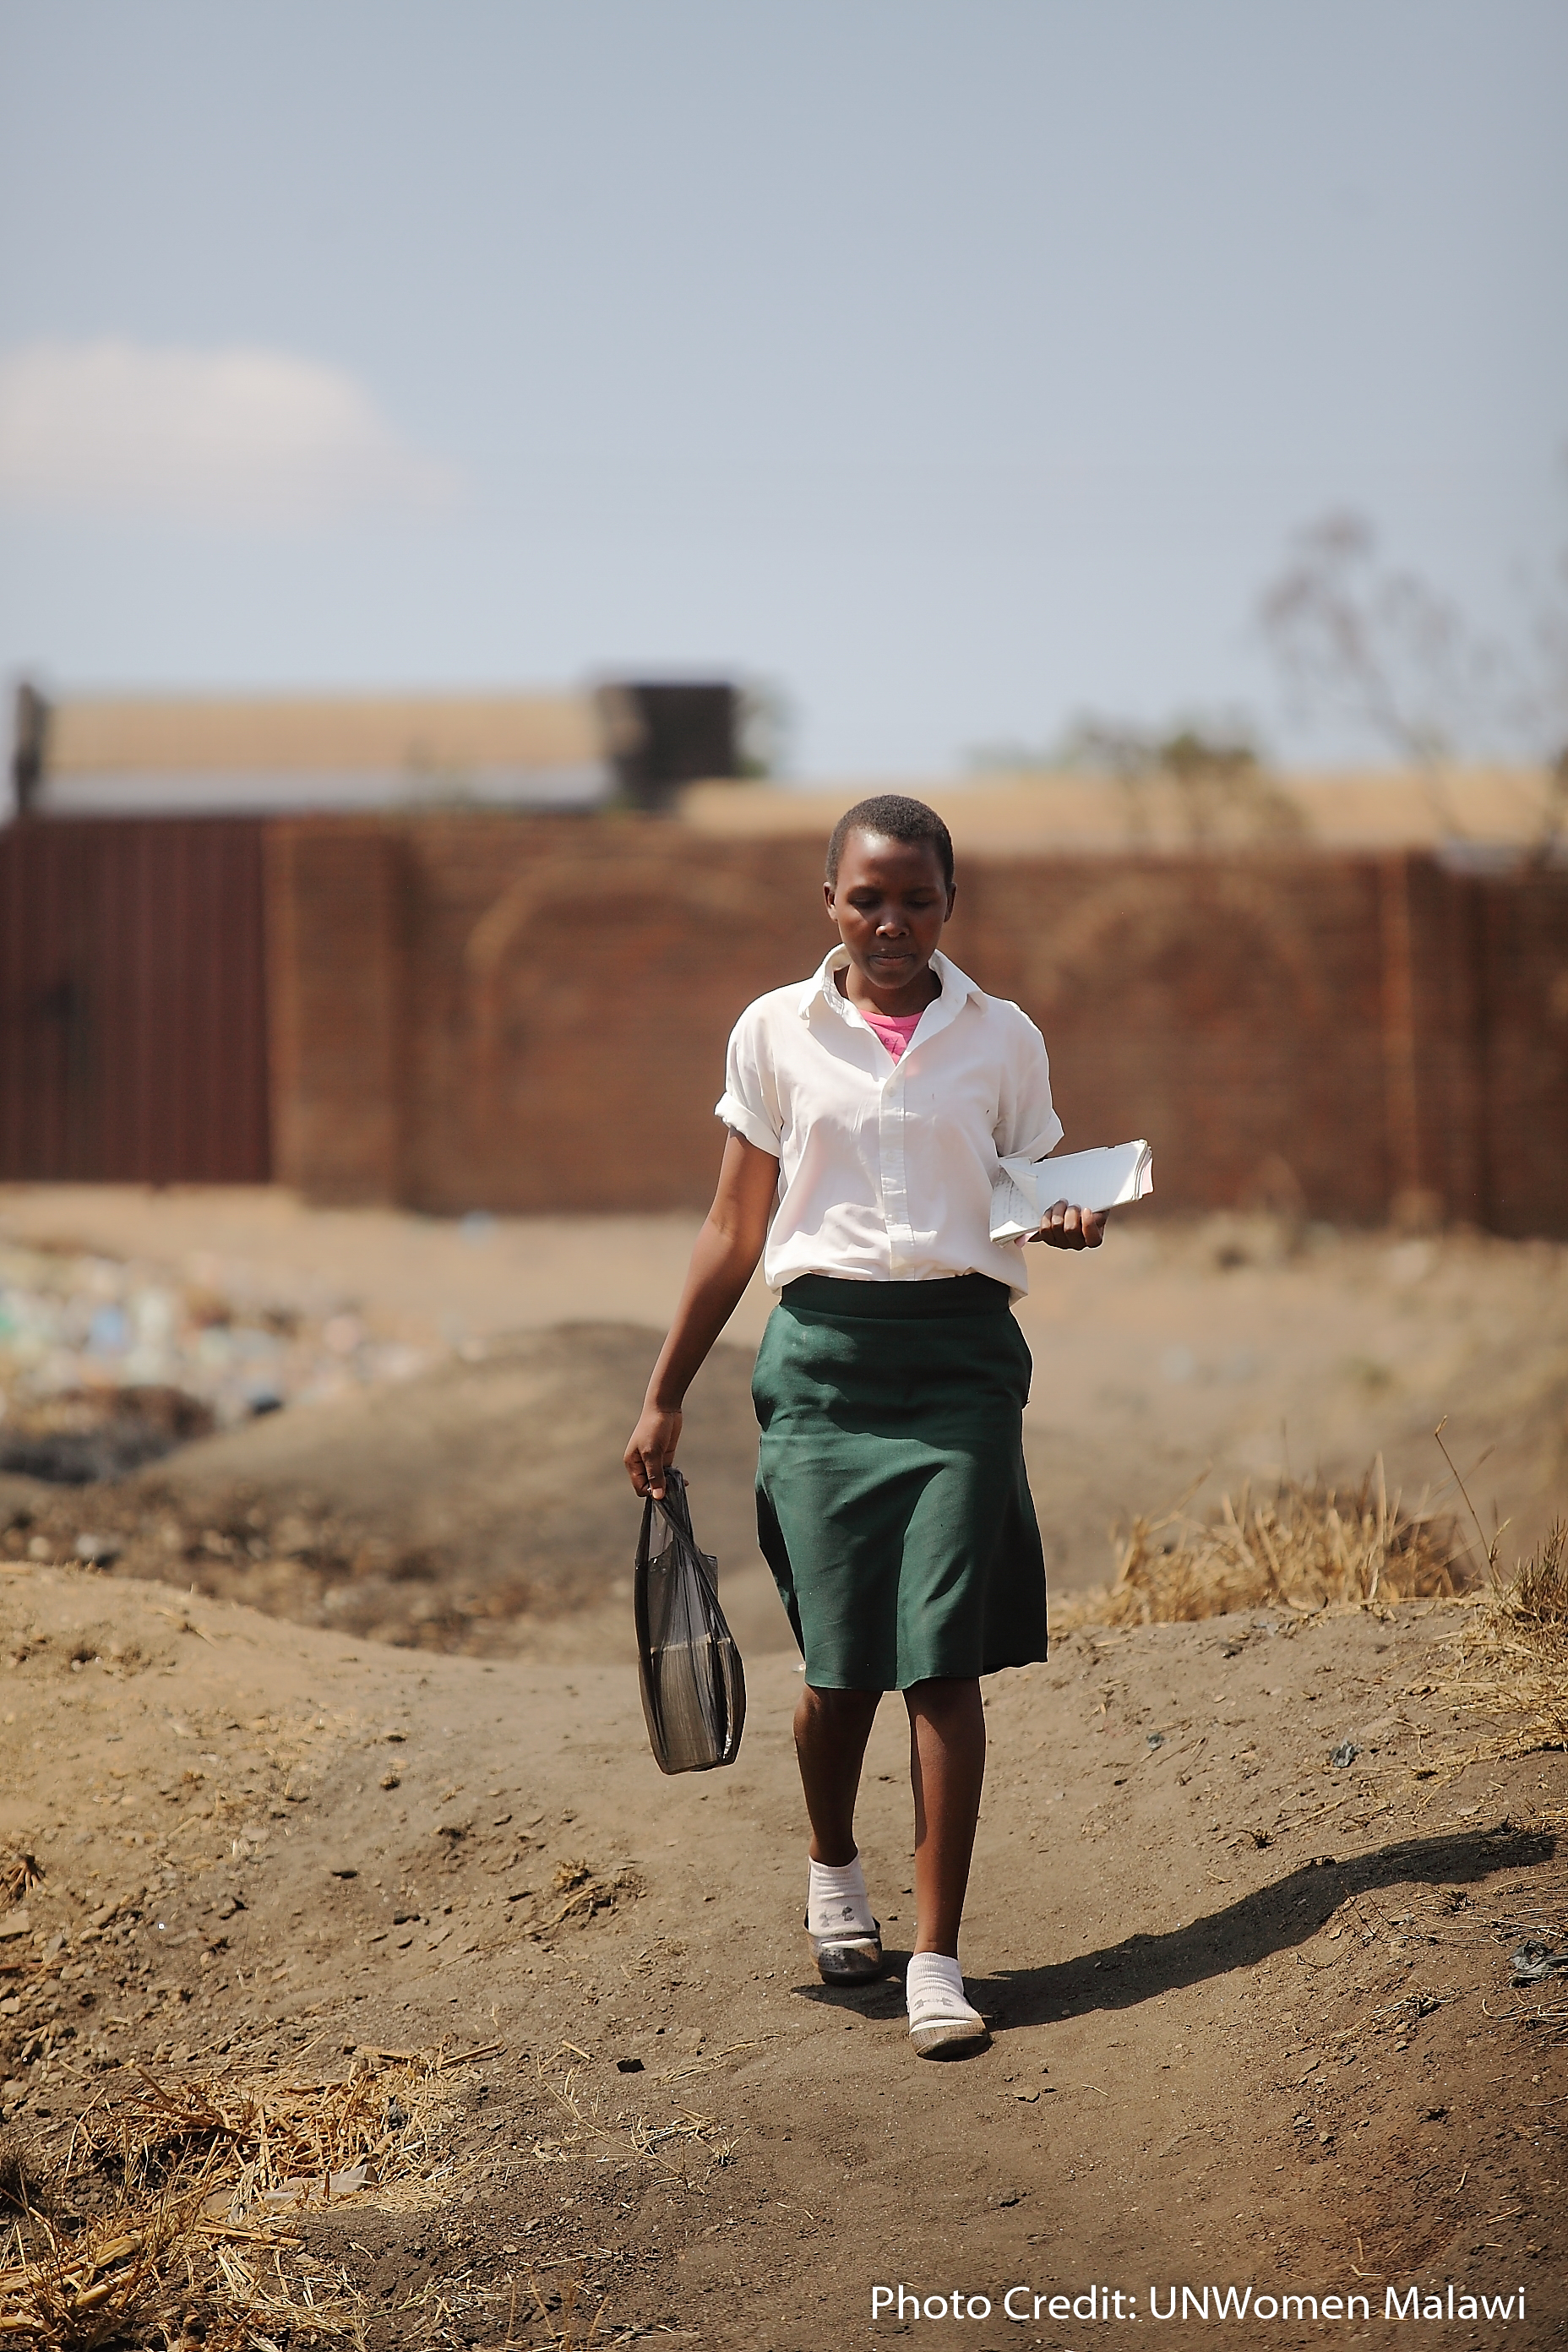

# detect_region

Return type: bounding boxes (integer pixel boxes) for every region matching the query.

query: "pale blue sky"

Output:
[1,1,1564,774]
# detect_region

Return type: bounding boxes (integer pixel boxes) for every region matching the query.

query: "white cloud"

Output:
[0,339,459,529]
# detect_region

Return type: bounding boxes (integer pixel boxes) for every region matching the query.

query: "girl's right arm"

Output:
[623,1131,781,1499]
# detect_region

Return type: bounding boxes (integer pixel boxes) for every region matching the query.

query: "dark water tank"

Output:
[597,682,739,812]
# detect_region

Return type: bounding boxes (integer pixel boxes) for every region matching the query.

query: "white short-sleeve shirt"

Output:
[716,945,1064,1296]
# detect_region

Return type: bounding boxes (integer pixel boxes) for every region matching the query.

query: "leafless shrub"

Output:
[994,716,1306,847]
[1259,507,1568,858]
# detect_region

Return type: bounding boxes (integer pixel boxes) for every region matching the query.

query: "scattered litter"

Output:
[260,2161,368,2208]
[1146,1732,1165,1750]
[0,1233,437,1484]
[1331,1742,1360,1768]
[1511,1941,1568,1985]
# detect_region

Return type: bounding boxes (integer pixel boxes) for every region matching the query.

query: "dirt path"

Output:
[2,1562,1562,2349]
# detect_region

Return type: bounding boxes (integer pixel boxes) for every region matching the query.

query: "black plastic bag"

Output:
[634,1465,746,1773]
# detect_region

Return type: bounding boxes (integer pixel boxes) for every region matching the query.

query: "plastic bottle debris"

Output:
[0,1234,436,1484]
[1511,1941,1568,1984]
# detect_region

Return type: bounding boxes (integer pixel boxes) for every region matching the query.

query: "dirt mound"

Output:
[0,1561,1562,2348]
[0,1384,215,1484]
[0,1325,780,1657]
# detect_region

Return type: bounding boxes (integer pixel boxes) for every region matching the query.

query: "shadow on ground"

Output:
[977,1822,1554,2030]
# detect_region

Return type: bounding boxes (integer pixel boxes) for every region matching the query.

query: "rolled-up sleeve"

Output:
[995,1010,1064,1162]
[716,1007,783,1157]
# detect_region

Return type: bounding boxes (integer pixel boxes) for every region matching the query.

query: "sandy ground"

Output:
[0,1187,1565,2346]
[0,1561,1563,2349]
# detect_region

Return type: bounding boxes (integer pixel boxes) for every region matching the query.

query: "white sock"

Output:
[807,1852,875,1941]
[905,1952,976,2017]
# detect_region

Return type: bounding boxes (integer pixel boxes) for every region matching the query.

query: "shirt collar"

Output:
[797,946,983,1039]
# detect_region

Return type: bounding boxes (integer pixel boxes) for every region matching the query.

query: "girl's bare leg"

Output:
[906,1677,986,1957]
[793,1685,882,1865]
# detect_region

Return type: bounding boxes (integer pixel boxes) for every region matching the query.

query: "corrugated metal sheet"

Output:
[0,818,270,1182]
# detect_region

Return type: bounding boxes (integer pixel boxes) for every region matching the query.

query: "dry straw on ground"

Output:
[527,2050,738,2180]
[1441,1518,1568,1781]
[1054,1457,1470,1630]
[0,2029,739,2349]
[0,2043,482,2349]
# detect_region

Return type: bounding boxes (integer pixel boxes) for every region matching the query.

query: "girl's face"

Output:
[824,830,955,1007]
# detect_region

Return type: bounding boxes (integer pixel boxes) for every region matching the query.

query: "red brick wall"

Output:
[263,816,1568,1235]
[952,856,1391,1222]
[0,818,270,1184]
[1474,868,1568,1238]
[265,823,406,1203]
[396,817,832,1214]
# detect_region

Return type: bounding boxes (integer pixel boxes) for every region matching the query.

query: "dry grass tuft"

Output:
[0,1854,42,1909]
[1493,1517,1568,1631]
[1436,1521,1568,1779]
[0,2132,47,2218]
[527,1860,641,1939]
[0,2043,493,2348]
[1055,1461,1470,1629]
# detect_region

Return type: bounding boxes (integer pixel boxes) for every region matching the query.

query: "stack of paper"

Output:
[989,1141,1154,1242]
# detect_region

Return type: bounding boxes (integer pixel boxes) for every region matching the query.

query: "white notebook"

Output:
[989,1141,1154,1241]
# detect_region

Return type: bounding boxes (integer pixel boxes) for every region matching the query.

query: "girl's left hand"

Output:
[1032,1200,1106,1250]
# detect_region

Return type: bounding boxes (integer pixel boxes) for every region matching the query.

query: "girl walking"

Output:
[624,795,1104,2058]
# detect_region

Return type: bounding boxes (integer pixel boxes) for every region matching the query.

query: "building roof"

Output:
[46,689,602,776]
[678,767,1561,858]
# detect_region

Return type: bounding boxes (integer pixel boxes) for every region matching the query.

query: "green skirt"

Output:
[752,1273,1048,1691]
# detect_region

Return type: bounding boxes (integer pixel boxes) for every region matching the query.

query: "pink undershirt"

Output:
[861,1007,924,1061]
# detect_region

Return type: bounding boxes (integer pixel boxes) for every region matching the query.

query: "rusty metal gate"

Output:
[0,818,270,1183]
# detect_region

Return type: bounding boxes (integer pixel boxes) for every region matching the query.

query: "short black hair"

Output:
[825,793,956,890]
